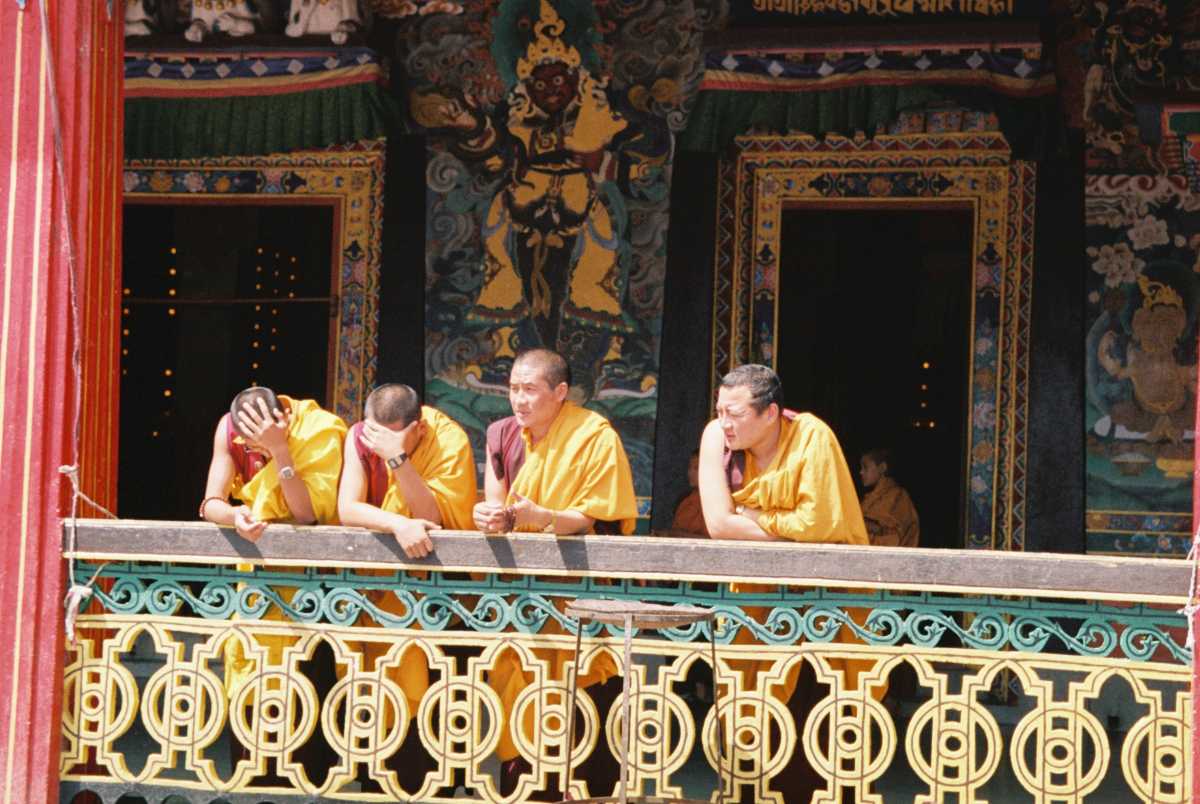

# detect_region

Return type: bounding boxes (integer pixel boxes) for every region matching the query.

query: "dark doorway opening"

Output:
[118,203,335,520]
[776,205,973,549]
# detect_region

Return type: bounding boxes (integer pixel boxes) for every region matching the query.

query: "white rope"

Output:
[34,1,114,644]
[1178,524,1200,653]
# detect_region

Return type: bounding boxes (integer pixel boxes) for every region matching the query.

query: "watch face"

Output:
[387,456,400,470]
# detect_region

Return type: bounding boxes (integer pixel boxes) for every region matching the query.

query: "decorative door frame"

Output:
[711,133,1036,551]
[121,142,384,423]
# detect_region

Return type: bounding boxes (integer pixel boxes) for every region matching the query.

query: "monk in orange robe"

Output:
[670,451,708,536]
[698,364,875,799]
[859,448,920,548]
[198,386,346,697]
[473,348,637,797]
[338,382,478,720]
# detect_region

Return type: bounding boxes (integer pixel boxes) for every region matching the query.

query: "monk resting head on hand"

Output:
[338,383,478,558]
[199,385,347,543]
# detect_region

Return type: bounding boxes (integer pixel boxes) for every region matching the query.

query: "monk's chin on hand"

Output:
[232,506,267,542]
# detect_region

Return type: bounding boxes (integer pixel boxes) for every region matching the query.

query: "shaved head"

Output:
[365,383,421,427]
[512,348,571,389]
[230,386,281,436]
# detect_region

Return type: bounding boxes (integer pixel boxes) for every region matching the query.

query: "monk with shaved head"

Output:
[200,386,346,539]
[474,348,637,794]
[199,386,347,698]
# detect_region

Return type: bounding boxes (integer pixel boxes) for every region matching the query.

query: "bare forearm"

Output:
[708,512,779,541]
[340,500,405,533]
[391,464,442,525]
[201,498,238,526]
[273,449,316,524]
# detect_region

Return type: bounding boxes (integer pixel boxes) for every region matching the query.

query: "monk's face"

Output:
[715,385,778,452]
[509,360,567,433]
[860,458,884,489]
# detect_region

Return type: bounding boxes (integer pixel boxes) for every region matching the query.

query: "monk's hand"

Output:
[473,501,509,533]
[232,506,267,542]
[509,493,546,531]
[393,517,436,559]
[360,420,417,463]
[238,397,289,456]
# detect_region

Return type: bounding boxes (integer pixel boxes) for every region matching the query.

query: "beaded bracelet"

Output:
[198,496,225,521]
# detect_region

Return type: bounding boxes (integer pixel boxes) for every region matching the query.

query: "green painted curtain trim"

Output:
[679,86,1053,158]
[124,82,403,160]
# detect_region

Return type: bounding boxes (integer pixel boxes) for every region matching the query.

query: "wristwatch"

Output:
[387,451,408,470]
[278,465,296,480]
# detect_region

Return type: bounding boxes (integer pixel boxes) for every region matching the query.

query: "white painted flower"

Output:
[973,401,996,429]
[971,475,988,494]
[182,171,206,193]
[1087,242,1144,287]
[1127,215,1169,250]
[1175,234,1187,247]
[1088,290,1100,303]
[123,171,140,192]
[975,336,994,356]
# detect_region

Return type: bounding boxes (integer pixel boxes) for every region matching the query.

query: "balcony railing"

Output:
[60,520,1193,803]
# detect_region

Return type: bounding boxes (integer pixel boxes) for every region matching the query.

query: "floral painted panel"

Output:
[1085,175,1199,555]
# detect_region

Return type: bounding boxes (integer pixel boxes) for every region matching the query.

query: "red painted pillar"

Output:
[0,3,122,802]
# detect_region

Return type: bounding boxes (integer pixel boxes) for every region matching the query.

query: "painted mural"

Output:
[1085,175,1200,555]
[402,0,716,522]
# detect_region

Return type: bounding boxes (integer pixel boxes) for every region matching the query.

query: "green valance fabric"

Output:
[679,86,1054,159]
[124,82,403,160]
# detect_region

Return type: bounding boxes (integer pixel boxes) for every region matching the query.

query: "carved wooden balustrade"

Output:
[59,520,1193,803]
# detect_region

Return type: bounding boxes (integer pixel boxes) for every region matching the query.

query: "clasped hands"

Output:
[472,493,545,533]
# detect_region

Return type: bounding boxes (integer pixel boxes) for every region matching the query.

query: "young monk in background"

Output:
[859,447,920,548]
[669,450,708,536]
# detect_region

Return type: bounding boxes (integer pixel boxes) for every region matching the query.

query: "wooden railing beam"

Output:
[63,518,1193,604]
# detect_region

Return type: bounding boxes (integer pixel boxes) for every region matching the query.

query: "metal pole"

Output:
[709,613,725,804]
[619,613,634,804]
[563,617,584,800]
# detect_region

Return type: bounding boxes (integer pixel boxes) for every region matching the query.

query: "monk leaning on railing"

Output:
[473,347,638,797]
[698,363,880,801]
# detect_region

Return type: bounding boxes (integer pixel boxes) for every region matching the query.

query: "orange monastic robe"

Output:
[489,401,638,762]
[357,405,478,721]
[671,489,708,536]
[861,476,920,548]
[727,412,880,700]
[224,397,347,697]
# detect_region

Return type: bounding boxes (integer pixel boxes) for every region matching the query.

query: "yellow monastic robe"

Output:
[861,476,920,548]
[359,405,478,721]
[671,489,708,536]
[491,401,638,762]
[729,413,881,701]
[224,396,346,697]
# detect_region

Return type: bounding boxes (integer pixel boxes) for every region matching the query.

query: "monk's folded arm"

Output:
[390,460,442,525]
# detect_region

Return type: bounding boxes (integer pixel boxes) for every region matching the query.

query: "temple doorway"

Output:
[776,205,974,549]
[118,202,336,520]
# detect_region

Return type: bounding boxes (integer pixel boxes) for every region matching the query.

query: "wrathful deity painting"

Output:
[1085,175,1200,555]
[408,0,709,522]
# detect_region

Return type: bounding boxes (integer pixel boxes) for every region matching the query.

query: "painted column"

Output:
[0,2,122,802]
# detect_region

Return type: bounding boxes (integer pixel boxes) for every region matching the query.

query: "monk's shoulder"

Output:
[423,405,473,455]
[788,411,839,448]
